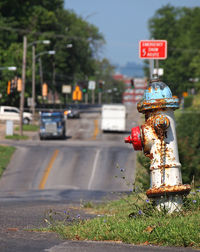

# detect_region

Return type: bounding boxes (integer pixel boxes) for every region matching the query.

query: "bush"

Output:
[135,153,150,190]
[183,95,193,108]
[176,111,200,186]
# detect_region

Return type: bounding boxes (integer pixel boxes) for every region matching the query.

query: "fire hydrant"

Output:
[125,78,191,212]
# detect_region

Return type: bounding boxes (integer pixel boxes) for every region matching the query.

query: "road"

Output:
[0,106,136,196]
[0,105,197,252]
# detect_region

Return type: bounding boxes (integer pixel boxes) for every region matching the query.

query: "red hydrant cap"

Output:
[124,126,143,151]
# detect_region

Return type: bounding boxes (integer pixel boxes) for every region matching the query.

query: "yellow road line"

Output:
[92,119,99,140]
[39,149,59,190]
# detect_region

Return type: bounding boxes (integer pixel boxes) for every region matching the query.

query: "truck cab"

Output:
[39,111,66,140]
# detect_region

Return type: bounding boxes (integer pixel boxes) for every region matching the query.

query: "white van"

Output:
[0,106,32,124]
[101,104,126,132]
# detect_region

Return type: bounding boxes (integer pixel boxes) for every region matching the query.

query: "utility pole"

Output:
[98,92,102,104]
[39,57,44,105]
[52,61,56,105]
[32,44,36,120]
[20,35,27,136]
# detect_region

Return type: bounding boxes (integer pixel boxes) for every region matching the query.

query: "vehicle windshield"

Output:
[41,115,63,122]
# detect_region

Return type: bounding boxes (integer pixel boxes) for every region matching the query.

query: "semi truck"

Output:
[39,111,66,140]
[101,104,126,132]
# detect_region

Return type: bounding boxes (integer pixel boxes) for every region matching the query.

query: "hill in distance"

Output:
[115,62,144,77]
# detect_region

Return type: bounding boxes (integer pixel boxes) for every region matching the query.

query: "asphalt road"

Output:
[0,105,198,252]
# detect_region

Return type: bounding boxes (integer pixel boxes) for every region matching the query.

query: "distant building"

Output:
[123,78,147,105]
[112,73,147,105]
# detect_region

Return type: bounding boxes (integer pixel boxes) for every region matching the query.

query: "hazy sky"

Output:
[64,0,200,66]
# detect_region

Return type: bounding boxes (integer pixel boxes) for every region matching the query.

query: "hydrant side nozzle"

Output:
[132,126,143,150]
[124,136,131,143]
[124,126,143,150]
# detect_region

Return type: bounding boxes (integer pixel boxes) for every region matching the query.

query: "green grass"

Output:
[41,191,200,248]
[15,124,39,131]
[5,134,29,140]
[0,145,15,177]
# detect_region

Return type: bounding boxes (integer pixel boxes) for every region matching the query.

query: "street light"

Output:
[32,50,56,115]
[31,40,51,119]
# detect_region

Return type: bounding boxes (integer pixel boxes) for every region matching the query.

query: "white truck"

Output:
[0,106,32,124]
[101,104,126,132]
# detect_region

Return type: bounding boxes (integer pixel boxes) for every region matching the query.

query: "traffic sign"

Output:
[139,40,167,59]
[153,68,164,76]
[62,85,71,94]
[72,85,82,101]
[88,80,96,90]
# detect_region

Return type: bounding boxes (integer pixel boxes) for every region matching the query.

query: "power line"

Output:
[0,25,102,43]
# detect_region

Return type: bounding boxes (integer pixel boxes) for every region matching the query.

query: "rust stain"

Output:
[137,98,178,113]
[146,184,191,198]
[146,153,154,160]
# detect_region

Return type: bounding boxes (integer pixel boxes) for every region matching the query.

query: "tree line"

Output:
[0,0,121,106]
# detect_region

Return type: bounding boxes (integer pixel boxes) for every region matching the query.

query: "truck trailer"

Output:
[101,104,126,132]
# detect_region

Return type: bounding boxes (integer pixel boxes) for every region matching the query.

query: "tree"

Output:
[93,58,125,104]
[0,0,104,106]
[147,5,200,96]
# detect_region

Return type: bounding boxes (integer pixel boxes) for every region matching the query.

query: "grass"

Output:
[0,145,15,177]
[5,134,29,140]
[15,124,39,131]
[41,191,200,248]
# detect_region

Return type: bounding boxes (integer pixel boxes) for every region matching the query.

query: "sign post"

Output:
[62,85,71,104]
[139,40,167,79]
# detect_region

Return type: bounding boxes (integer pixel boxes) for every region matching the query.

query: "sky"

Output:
[64,0,200,66]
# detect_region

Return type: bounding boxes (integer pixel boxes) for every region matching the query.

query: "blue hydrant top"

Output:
[137,80,179,113]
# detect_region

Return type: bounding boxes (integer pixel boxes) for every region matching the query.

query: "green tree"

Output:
[0,0,104,106]
[147,5,200,96]
[93,58,125,104]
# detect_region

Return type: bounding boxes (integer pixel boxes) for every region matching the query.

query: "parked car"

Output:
[39,111,66,140]
[0,106,32,124]
[64,107,80,119]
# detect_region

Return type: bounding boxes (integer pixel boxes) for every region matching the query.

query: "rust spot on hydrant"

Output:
[146,184,191,198]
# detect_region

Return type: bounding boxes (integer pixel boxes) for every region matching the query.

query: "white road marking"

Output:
[88,149,100,190]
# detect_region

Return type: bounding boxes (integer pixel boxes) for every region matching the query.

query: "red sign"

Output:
[139,40,167,59]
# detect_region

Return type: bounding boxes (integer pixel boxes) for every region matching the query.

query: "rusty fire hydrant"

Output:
[125,78,191,212]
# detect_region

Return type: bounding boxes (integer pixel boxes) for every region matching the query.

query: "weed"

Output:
[41,190,200,248]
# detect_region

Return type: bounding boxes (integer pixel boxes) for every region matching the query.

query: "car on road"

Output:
[0,106,32,124]
[39,111,66,140]
[64,107,80,119]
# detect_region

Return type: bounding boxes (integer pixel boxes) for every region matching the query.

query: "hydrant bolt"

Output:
[154,114,170,131]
